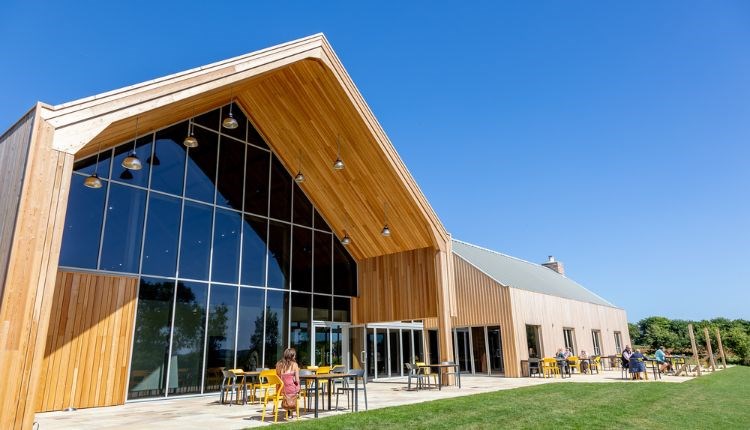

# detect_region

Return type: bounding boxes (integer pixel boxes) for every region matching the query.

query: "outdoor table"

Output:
[231,370,260,404]
[299,372,354,418]
[554,359,571,378]
[420,363,461,390]
[645,359,662,379]
[576,357,592,374]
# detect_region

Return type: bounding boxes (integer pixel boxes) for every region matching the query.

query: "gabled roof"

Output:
[31,34,449,260]
[452,239,616,307]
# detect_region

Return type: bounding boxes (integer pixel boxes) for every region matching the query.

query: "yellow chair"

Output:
[314,366,332,408]
[542,358,560,378]
[590,356,601,374]
[260,373,299,422]
[416,362,438,387]
[567,356,581,374]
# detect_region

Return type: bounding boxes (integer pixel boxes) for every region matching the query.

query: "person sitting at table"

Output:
[555,348,569,374]
[555,348,566,359]
[563,347,572,359]
[628,349,647,379]
[621,345,633,369]
[579,350,589,373]
[655,346,672,374]
[275,347,301,416]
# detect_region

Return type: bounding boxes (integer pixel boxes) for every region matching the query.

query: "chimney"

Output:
[542,255,564,275]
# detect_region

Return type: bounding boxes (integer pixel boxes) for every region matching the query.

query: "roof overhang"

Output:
[37,34,448,260]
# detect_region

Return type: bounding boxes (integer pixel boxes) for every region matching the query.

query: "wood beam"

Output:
[0,109,74,429]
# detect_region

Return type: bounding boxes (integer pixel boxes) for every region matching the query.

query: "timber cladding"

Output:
[0,108,35,299]
[426,254,520,376]
[35,270,138,412]
[352,247,438,323]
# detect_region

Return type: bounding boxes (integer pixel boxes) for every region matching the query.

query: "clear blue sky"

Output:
[2,1,748,322]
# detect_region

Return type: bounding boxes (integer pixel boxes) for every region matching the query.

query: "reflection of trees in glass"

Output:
[172,283,205,354]
[129,280,174,397]
[206,303,230,361]
[261,307,280,367]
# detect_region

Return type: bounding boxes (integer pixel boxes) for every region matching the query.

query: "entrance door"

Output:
[350,325,366,374]
[487,326,504,374]
[388,330,401,376]
[312,323,349,367]
[471,327,487,374]
[454,329,471,372]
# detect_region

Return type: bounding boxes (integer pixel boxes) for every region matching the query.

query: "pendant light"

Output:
[222,91,239,130]
[122,117,143,170]
[381,202,391,237]
[183,109,198,148]
[83,141,104,189]
[333,135,344,170]
[341,213,352,245]
[294,152,305,183]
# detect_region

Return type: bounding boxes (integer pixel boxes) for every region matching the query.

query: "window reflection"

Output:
[169,281,207,395]
[179,201,212,280]
[128,277,174,399]
[100,183,146,273]
[141,193,181,277]
[314,231,332,295]
[291,226,312,292]
[185,127,218,203]
[241,214,267,287]
[290,293,311,367]
[267,221,290,290]
[152,123,188,196]
[244,145,269,216]
[59,175,107,269]
[74,148,112,178]
[264,290,289,368]
[204,284,237,392]
[212,209,242,284]
[236,287,265,370]
[216,136,245,211]
[269,155,291,221]
[334,239,357,296]
[293,183,312,227]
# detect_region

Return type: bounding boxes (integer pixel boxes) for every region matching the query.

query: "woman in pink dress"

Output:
[275,348,301,416]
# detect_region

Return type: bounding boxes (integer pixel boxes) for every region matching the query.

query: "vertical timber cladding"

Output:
[0,108,35,299]
[0,110,74,430]
[352,247,438,323]
[424,254,520,376]
[35,271,138,412]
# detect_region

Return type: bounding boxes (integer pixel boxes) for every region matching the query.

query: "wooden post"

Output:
[703,327,716,371]
[715,328,727,369]
[688,324,702,376]
[434,247,455,385]
[0,111,74,429]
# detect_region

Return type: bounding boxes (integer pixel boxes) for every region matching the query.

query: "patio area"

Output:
[35,369,695,430]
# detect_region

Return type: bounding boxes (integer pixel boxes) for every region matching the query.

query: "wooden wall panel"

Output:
[35,270,138,412]
[0,111,74,429]
[0,108,35,299]
[508,287,630,364]
[425,255,519,376]
[352,247,438,324]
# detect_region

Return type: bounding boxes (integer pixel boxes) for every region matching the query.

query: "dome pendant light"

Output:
[183,110,198,148]
[84,140,104,189]
[122,117,142,170]
[341,231,351,246]
[381,201,391,237]
[294,153,305,183]
[333,135,345,170]
[222,92,239,130]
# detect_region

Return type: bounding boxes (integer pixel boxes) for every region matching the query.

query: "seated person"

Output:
[621,345,633,369]
[655,346,672,373]
[579,350,589,373]
[628,349,647,379]
[563,348,572,359]
[555,348,569,373]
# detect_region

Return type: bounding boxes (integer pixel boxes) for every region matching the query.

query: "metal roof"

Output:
[452,239,617,308]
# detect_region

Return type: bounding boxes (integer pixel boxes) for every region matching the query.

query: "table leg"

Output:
[327,381,332,411]
[457,366,461,388]
[354,377,359,412]
[438,368,442,391]
[314,380,319,418]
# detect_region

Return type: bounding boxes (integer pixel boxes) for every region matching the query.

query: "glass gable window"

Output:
[60,103,357,400]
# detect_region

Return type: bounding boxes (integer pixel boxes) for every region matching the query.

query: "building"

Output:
[0,34,629,429]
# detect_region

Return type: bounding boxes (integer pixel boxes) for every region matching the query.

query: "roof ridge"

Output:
[451,238,556,273]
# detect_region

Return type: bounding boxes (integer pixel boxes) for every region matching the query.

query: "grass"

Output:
[269,366,750,429]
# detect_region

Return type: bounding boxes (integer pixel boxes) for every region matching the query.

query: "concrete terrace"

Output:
[35,370,697,430]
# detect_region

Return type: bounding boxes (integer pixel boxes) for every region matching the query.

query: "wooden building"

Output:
[0,34,627,428]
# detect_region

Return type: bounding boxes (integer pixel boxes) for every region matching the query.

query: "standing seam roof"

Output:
[452,239,617,308]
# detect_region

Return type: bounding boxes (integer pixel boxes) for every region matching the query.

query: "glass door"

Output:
[350,325,366,374]
[471,327,487,374]
[312,322,349,367]
[389,329,401,376]
[454,328,471,372]
[375,329,386,376]
[487,326,504,375]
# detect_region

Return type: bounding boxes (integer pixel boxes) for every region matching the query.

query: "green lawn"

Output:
[272,366,750,429]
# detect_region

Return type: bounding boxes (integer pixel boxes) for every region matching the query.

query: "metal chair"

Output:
[528,358,542,377]
[335,369,368,411]
[219,369,240,405]
[405,363,427,390]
